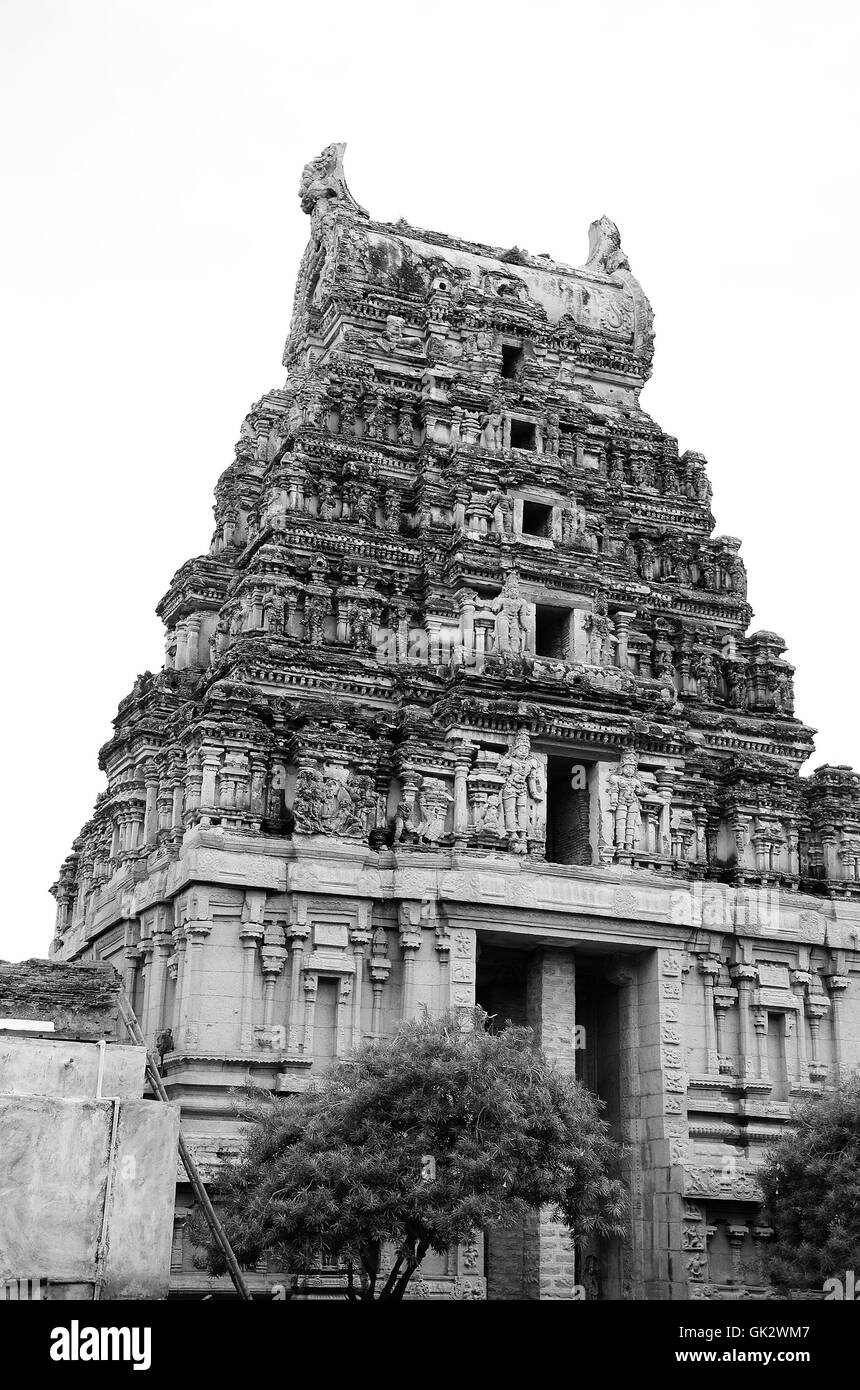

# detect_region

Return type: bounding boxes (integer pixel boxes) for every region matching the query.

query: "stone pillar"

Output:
[349,910,371,1050]
[336,977,352,1057]
[156,776,172,837]
[713,987,735,1074]
[184,615,201,671]
[523,949,578,1299]
[175,620,189,671]
[638,948,691,1299]
[730,962,759,1080]
[143,924,173,1047]
[790,969,811,1084]
[369,927,391,1039]
[199,744,222,824]
[806,997,830,1083]
[614,611,635,670]
[456,588,476,667]
[261,943,287,1028]
[170,919,187,1042]
[301,970,318,1054]
[184,751,202,823]
[825,968,850,1080]
[128,795,145,851]
[239,923,263,1049]
[607,958,644,1300]
[452,745,473,847]
[143,763,159,847]
[752,1007,769,1082]
[697,956,721,1074]
[177,891,212,1050]
[286,912,310,1053]
[398,902,423,1020]
[170,774,185,837]
[425,617,442,666]
[473,611,495,671]
[655,769,675,859]
[122,937,141,1026]
[726,1224,749,1285]
[137,930,154,1037]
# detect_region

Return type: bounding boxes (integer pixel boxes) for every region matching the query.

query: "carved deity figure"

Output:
[607,749,644,853]
[304,592,329,645]
[561,491,586,544]
[725,556,747,599]
[293,765,374,838]
[349,599,376,652]
[391,796,412,844]
[585,593,615,666]
[491,571,529,656]
[545,411,560,456]
[695,652,719,702]
[484,487,509,537]
[405,777,452,844]
[724,660,746,708]
[384,314,405,343]
[316,477,338,522]
[636,537,656,580]
[476,792,504,837]
[353,487,377,528]
[383,489,402,533]
[266,593,286,637]
[364,393,388,441]
[654,646,676,684]
[481,400,503,451]
[497,730,543,852]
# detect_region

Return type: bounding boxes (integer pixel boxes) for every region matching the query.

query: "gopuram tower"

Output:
[52,145,860,1300]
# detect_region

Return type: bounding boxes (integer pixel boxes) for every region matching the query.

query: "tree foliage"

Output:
[758,1072,860,1289]
[192,1010,627,1300]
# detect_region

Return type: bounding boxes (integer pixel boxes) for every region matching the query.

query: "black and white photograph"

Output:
[1,0,858,1368]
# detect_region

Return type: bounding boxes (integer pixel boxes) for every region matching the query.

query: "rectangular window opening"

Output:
[534,605,570,658]
[509,418,536,451]
[544,755,593,866]
[501,343,525,379]
[521,500,553,538]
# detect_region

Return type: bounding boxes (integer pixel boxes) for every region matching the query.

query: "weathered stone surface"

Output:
[0,959,121,1039]
[0,1093,179,1299]
[0,1035,146,1100]
[48,145,860,1300]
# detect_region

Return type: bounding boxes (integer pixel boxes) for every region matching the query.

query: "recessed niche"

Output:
[501,343,525,379]
[534,605,570,658]
[509,418,537,451]
[521,500,553,538]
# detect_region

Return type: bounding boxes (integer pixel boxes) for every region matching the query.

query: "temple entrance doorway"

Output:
[474,939,627,1299]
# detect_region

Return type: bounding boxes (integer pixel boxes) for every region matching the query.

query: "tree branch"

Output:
[379,1249,406,1300]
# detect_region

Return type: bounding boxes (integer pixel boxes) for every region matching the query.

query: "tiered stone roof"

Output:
[52,142,860,939]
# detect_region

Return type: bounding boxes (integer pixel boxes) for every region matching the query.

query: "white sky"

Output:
[1,0,858,962]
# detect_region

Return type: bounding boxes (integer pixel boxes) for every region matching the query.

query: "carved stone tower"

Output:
[52,144,860,1300]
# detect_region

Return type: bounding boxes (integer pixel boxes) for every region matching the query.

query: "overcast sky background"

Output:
[1,0,858,962]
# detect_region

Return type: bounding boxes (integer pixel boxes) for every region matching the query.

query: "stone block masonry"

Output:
[49,143,860,1299]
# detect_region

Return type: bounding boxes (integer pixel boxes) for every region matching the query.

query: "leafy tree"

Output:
[758,1072,860,1289]
[192,1010,627,1300]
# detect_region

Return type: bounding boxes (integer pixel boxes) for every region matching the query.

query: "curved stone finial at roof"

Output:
[584,215,631,276]
[299,142,368,216]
